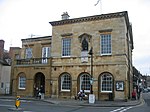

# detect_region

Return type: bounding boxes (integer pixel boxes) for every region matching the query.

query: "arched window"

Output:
[101,73,113,92]
[80,73,91,92]
[82,38,88,51]
[61,73,71,91]
[18,73,26,90]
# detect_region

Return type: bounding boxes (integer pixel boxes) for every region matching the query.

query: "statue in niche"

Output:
[82,38,88,51]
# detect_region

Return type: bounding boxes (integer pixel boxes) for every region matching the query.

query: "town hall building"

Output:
[11,11,134,101]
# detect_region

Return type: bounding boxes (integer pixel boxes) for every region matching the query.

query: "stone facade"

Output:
[12,36,52,97]
[49,11,134,100]
[11,11,134,101]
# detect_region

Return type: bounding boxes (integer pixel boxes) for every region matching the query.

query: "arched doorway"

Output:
[34,72,45,97]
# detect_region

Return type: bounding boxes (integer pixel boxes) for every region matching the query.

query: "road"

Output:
[0,93,149,112]
[126,93,150,112]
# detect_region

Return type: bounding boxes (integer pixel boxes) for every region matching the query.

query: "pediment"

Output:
[78,33,92,43]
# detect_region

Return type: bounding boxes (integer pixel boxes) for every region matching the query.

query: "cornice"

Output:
[49,11,128,26]
[61,33,73,37]
[21,36,52,42]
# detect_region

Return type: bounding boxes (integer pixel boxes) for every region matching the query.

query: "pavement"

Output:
[0,95,144,107]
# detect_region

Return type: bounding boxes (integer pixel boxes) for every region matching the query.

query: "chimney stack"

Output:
[0,40,4,59]
[61,12,70,20]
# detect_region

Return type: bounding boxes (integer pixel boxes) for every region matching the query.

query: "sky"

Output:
[0,0,150,75]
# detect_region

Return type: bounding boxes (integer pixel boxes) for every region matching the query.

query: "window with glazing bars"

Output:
[101,73,113,92]
[101,34,111,55]
[62,38,71,56]
[80,74,91,92]
[42,47,50,63]
[19,76,26,89]
[61,74,71,91]
[25,48,32,58]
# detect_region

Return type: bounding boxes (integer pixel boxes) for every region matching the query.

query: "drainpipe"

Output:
[126,28,131,99]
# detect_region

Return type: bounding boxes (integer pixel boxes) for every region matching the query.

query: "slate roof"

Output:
[0,59,10,66]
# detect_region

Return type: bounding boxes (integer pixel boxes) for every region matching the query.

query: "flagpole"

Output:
[100,0,102,14]
[94,0,102,14]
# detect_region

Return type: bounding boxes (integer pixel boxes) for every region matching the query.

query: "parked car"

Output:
[147,87,150,92]
[143,88,148,93]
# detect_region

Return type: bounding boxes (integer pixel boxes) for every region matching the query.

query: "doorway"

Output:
[34,73,45,97]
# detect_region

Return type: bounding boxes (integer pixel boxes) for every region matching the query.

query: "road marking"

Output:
[133,98,145,107]
[0,104,14,107]
[110,107,125,112]
[20,100,32,102]
[0,99,32,102]
[23,111,34,112]
[110,107,133,112]
[119,107,133,112]
[0,99,14,102]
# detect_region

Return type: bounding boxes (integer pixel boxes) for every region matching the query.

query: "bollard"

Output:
[15,96,20,109]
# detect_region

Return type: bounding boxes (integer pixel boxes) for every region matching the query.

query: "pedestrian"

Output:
[82,89,85,97]
[78,90,83,100]
[132,87,136,100]
[137,87,142,100]
[40,85,44,93]
[35,87,39,99]
[77,89,87,100]
[39,85,44,99]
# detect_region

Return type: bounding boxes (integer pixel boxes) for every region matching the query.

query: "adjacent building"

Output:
[0,40,11,94]
[12,11,134,101]
[11,36,52,97]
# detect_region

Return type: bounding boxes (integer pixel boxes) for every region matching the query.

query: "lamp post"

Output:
[89,47,93,94]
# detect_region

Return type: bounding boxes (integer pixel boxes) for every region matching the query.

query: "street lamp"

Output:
[88,47,93,94]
